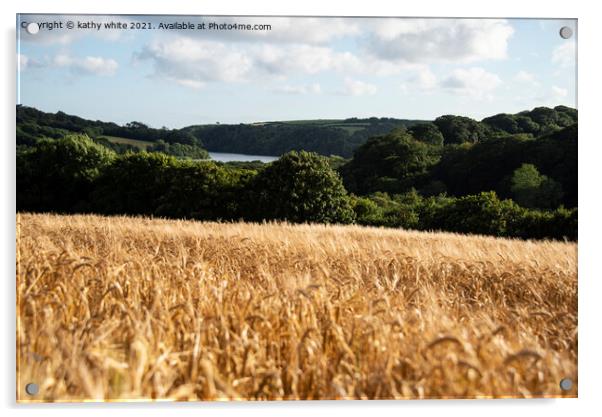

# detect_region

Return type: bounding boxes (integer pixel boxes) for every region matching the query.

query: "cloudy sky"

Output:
[17,15,576,127]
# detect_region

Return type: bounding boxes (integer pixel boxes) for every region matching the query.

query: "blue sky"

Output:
[17,15,577,128]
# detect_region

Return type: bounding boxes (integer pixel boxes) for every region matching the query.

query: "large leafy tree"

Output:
[341,130,440,195]
[17,134,115,212]
[248,151,355,224]
[424,191,521,237]
[433,115,490,144]
[155,161,253,220]
[408,123,444,146]
[90,152,177,215]
[481,113,520,134]
[510,163,563,209]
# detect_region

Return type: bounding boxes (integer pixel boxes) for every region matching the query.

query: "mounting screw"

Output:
[26,22,39,35]
[25,383,39,396]
[559,378,573,391]
[559,26,573,39]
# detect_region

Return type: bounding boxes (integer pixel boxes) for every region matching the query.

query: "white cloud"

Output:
[135,39,253,83]
[440,67,502,99]
[338,78,377,96]
[552,42,576,68]
[251,44,360,75]
[53,54,118,76]
[404,67,438,91]
[527,85,572,107]
[274,83,322,95]
[402,67,502,100]
[18,53,43,70]
[135,38,393,88]
[364,19,514,64]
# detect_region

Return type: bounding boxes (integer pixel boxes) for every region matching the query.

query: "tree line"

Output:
[18,104,577,161]
[17,130,576,240]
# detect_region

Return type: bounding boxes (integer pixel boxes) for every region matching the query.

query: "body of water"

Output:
[208,152,278,163]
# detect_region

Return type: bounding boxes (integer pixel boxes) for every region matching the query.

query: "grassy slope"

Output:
[17,213,577,401]
[99,135,154,150]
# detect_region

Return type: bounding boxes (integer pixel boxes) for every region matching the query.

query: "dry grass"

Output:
[16,213,577,402]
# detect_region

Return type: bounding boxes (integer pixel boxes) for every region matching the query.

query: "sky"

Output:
[17,15,577,128]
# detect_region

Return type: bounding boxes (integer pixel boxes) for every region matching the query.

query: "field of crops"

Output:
[16,213,577,401]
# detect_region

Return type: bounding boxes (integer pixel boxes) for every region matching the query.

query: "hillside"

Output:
[17,213,577,401]
[182,117,424,157]
[17,105,576,159]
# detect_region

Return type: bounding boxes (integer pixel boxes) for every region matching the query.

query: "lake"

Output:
[208,152,278,163]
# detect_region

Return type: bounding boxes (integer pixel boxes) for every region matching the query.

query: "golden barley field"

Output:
[16,213,577,402]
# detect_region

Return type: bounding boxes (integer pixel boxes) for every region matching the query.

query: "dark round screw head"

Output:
[559,26,573,39]
[559,378,573,391]
[25,383,39,396]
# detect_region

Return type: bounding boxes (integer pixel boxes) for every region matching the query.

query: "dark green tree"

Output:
[155,161,253,220]
[527,107,559,127]
[340,130,440,195]
[17,134,114,212]
[90,152,176,215]
[248,151,355,224]
[408,122,445,146]
[350,195,383,226]
[510,163,545,208]
[433,115,490,144]
[424,191,521,236]
[481,113,520,134]
[515,115,540,134]
[510,163,563,209]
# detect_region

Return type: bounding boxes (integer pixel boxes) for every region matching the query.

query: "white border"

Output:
[2,1,600,416]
